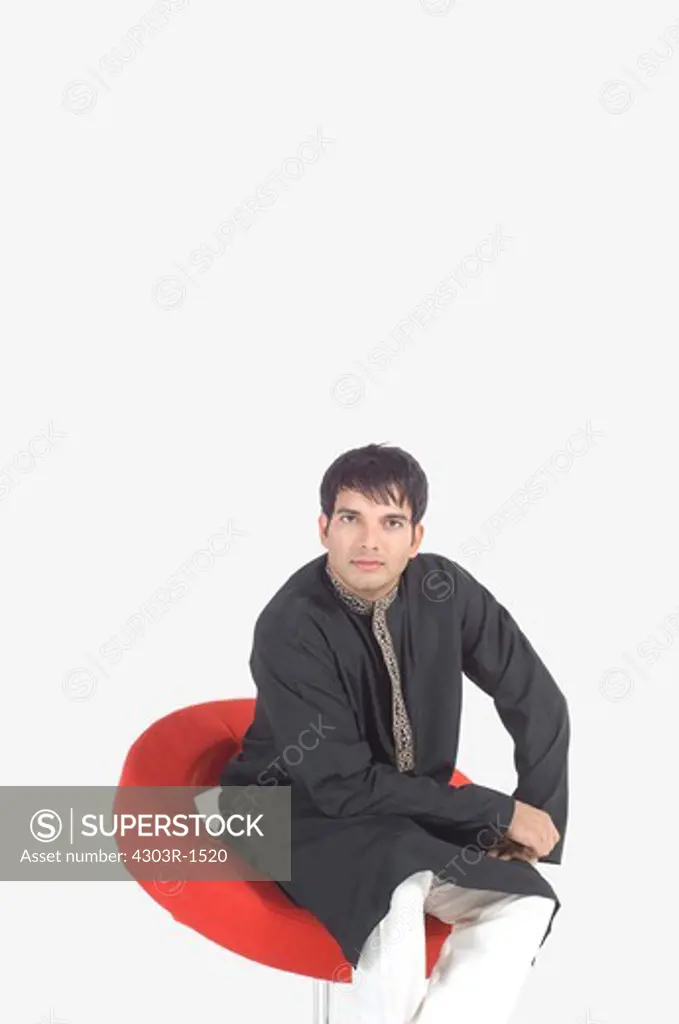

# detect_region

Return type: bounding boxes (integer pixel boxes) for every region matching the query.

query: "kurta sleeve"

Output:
[250,612,516,836]
[451,560,570,864]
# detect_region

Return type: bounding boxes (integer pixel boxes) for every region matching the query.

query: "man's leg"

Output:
[412,880,557,1024]
[339,869,434,1024]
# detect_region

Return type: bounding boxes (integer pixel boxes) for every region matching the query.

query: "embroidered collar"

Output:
[324,558,399,615]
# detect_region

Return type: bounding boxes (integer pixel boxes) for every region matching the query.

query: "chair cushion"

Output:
[117,699,466,980]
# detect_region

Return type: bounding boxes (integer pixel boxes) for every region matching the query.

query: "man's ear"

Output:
[409,522,424,557]
[318,513,330,547]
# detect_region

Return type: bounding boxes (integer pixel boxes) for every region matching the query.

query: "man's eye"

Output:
[338,515,403,527]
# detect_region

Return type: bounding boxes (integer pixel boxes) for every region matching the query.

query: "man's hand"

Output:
[485,799,560,862]
[486,837,538,863]
[503,799,560,859]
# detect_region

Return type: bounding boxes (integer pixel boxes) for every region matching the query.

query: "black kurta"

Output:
[219,551,570,970]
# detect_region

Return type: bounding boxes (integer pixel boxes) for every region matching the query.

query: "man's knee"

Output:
[485,893,556,932]
[390,870,434,912]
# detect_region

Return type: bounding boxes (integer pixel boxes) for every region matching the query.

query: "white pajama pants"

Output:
[332,869,557,1024]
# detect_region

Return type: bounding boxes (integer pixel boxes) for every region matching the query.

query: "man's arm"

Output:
[451,560,570,864]
[249,612,516,836]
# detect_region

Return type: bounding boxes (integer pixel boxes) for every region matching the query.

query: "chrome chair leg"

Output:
[312,978,330,1023]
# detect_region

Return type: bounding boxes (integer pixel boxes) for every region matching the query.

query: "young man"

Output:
[220,443,570,1024]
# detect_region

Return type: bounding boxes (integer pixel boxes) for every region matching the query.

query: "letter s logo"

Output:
[30,809,63,842]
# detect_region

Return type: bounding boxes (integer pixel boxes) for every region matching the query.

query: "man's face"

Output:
[318,487,424,600]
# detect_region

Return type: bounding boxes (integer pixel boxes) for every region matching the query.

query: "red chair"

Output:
[117,699,472,1021]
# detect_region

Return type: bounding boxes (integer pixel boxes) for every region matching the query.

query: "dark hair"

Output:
[319,443,428,537]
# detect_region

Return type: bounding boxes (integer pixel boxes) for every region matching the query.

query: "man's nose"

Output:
[359,526,381,549]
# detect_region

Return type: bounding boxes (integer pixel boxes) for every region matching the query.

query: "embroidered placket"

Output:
[325,562,416,773]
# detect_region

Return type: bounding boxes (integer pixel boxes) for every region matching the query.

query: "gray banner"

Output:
[0,786,290,882]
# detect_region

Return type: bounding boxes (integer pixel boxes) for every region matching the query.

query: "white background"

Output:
[2,0,678,1021]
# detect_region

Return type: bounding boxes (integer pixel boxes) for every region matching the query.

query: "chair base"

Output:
[312,979,331,1022]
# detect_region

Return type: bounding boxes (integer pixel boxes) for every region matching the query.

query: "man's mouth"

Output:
[352,560,384,570]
